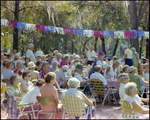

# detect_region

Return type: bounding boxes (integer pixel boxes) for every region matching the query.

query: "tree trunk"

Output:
[112,38,119,56]
[94,37,98,52]
[13,1,19,52]
[82,40,87,53]
[100,38,106,55]
[129,1,139,52]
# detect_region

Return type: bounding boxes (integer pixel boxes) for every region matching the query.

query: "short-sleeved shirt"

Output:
[60,60,69,68]
[3,69,14,79]
[34,50,44,57]
[74,72,84,82]
[87,50,96,61]
[90,72,107,85]
[52,58,62,65]
[26,49,35,62]
[96,60,106,68]
[55,69,66,85]
[10,84,21,97]
[40,83,58,112]
[124,49,132,59]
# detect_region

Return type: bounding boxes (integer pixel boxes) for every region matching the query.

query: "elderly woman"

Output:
[9,74,22,100]
[61,77,94,119]
[13,60,23,76]
[40,72,63,119]
[121,65,129,73]
[124,82,149,116]
[1,59,9,73]
[50,61,58,72]
[3,61,14,79]
[23,57,31,70]
[20,70,34,96]
[60,54,70,67]
[104,60,120,81]
[131,47,139,68]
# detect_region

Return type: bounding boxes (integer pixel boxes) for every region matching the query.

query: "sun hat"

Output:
[128,66,137,72]
[62,65,70,71]
[76,64,83,70]
[98,52,105,56]
[27,61,36,68]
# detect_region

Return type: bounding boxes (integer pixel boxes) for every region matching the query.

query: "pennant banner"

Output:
[1,18,149,39]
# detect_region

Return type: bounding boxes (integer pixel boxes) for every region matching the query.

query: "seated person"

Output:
[60,54,69,68]
[40,72,63,119]
[9,74,22,100]
[3,61,14,79]
[61,77,94,119]
[20,70,34,96]
[121,65,129,73]
[13,60,23,76]
[38,63,50,79]
[74,64,90,86]
[55,65,70,88]
[124,82,149,116]
[104,60,120,81]
[23,57,31,70]
[51,53,62,66]
[19,79,44,116]
[142,63,149,81]
[1,59,9,73]
[90,65,108,87]
[35,61,43,72]
[46,54,53,65]
[118,73,148,105]
[27,61,39,80]
[50,61,58,72]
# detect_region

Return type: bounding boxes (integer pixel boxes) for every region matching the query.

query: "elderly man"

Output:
[90,65,108,87]
[122,46,133,66]
[52,53,62,65]
[86,46,96,65]
[74,64,90,85]
[26,43,35,62]
[27,61,39,80]
[34,48,44,61]
[55,65,70,88]
[38,63,50,79]
[118,73,148,105]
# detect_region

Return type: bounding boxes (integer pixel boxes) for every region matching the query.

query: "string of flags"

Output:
[1,18,149,39]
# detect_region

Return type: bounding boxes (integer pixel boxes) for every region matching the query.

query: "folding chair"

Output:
[128,75,142,95]
[90,79,118,107]
[121,99,140,119]
[141,83,149,98]
[61,94,92,119]
[36,96,62,119]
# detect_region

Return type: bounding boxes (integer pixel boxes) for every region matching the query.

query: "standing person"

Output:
[26,43,35,63]
[131,47,139,68]
[86,46,96,65]
[122,46,133,66]
[34,48,44,61]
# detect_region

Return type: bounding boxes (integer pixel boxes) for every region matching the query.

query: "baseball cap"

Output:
[76,64,83,70]
[98,52,105,56]
[62,65,70,71]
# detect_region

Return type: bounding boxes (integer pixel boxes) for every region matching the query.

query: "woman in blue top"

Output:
[131,47,139,68]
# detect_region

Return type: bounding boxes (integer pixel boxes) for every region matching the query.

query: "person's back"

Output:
[125,49,133,59]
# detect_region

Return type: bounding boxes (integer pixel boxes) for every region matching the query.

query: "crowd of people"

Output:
[1,43,149,119]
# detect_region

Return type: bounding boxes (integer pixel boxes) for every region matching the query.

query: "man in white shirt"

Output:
[26,43,35,63]
[86,46,96,65]
[90,65,108,87]
[74,64,90,85]
[34,48,44,61]
[52,53,62,65]
[122,47,133,66]
[19,79,44,109]
[118,73,147,105]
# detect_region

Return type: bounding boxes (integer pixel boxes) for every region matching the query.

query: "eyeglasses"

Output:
[27,75,31,77]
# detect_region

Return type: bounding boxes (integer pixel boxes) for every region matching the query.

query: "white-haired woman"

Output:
[61,77,94,119]
[124,82,149,117]
[104,60,120,81]
[26,43,35,62]
[50,61,58,72]
[14,60,23,76]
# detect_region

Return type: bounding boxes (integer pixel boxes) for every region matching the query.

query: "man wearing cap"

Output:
[128,66,148,86]
[55,65,70,88]
[26,43,35,63]
[122,47,133,66]
[27,61,39,80]
[96,52,106,72]
[74,64,91,85]
[86,46,96,65]
[51,53,62,65]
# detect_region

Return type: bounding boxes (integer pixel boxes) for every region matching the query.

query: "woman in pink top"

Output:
[60,54,69,68]
[40,72,63,119]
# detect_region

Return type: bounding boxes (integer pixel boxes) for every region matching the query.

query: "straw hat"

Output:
[27,61,36,68]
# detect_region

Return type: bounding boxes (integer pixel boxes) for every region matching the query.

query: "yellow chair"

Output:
[121,99,139,119]
[61,94,92,119]
[36,96,63,119]
[90,79,118,107]
[128,75,142,95]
